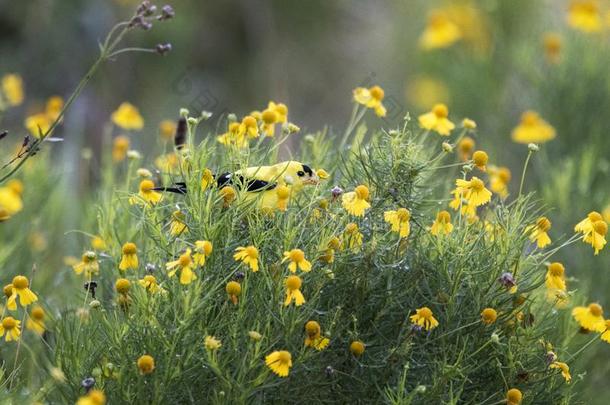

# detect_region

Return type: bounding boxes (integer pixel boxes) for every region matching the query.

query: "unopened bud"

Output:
[442,142,453,153]
[528,143,539,152]
[156,43,172,55]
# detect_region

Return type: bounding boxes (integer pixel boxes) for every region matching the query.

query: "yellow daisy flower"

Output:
[545,262,566,292]
[119,242,139,271]
[261,109,278,137]
[76,389,106,405]
[353,85,387,117]
[550,361,571,383]
[342,185,371,216]
[226,281,241,305]
[111,102,144,130]
[419,10,462,50]
[138,275,165,294]
[282,249,312,273]
[112,135,130,162]
[234,246,259,272]
[543,32,562,64]
[1,73,24,106]
[0,316,21,342]
[384,208,411,238]
[169,210,188,236]
[583,220,607,255]
[167,249,197,285]
[204,335,222,351]
[268,101,288,123]
[430,210,453,236]
[349,340,366,356]
[24,112,52,138]
[418,103,455,135]
[201,168,214,190]
[568,0,602,32]
[506,388,522,405]
[26,305,46,335]
[453,177,492,207]
[304,321,330,351]
[600,320,610,343]
[574,211,603,235]
[457,136,475,161]
[265,350,292,377]
[193,240,213,266]
[343,223,363,251]
[284,275,305,307]
[7,275,38,309]
[572,303,605,332]
[238,115,259,139]
[130,180,162,206]
[159,119,176,141]
[480,308,497,325]
[137,354,155,375]
[526,217,552,248]
[73,251,100,278]
[488,165,511,199]
[511,111,556,144]
[410,306,439,331]
[472,150,488,171]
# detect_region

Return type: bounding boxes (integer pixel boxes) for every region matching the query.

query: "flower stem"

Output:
[518,150,533,197]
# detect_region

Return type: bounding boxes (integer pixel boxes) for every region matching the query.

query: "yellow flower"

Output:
[419,10,462,50]
[268,101,288,123]
[204,335,222,351]
[73,251,100,278]
[76,389,106,405]
[406,76,450,111]
[583,220,607,255]
[457,136,475,161]
[574,211,603,235]
[526,217,552,248]
[282,249,312,273]
[193,240,213,266]
[511,111,555,144]
[304,321,330,351]
[219,186,237,207]
[472,150,488,171]
[572,303,605,332]
[261,109,279,137]
[248,330,262,341]
[112,135,130,162]
[342,185,371,216]
[119,242,139,271]
[265,350,292,377]
[550,361,571,383]
[7,275,38,309]
[276,185,291,212]
[284,275,305,306]
[488,165,511,199]
[506,388,522,405]
[603,205,610,223]
[137,354,155,375]
[0,180,24,219]
[353,85,387,117]
[480,308,497,325]
[26,305,46,335]
[226,281,241,305]
[316,169,330,180]
[111,102,144,130]
[234,246,259,272]
[159,119,176,141]
[115,278,131,295]
[543,32,562,64]
[24,112,52,138]
[0,316,21,342]
[430,210,453,236]
[91,236,107,251]
[545,262,566,292]
[1,73,24,106]
[343,223,363,250]
[568,0,602,32]
[45,96,64,121]
[138,275,165,294]
[418,103,455,135]
[384,208,411,238]
[349,340,366,356]
[462,118,477,129]
[167,249,197,285]
[130,179,162,206]
[169,210,188,236]
[601,320,610,343]
[201,168,214,190]
[410,306,439,331]
[155,153,180,173]
[453,177,492,207]
[238,115,259,139]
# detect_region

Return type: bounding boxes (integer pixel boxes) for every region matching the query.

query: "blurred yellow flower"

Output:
[546,262,566,291]
[26,306,46,335]
[159,119,176,140]
[201,168,214,190]
[527,217,552,248]
[472,150,488,171]
[550,361,571,383]
[410,306,439,331]
[343,223,363,250]
[457,136,475,161]
[226,281,241,305]
[488,165,511,199]
[506,388,522,405]
[111,102,144,130]
[0,179,24,219]
[601,320,610,343]
[45,96,64,121]
[342,185,371,216]
[430,210,453,236]
[282,249,312,273]
[155,153,180,173]
[453,177,492,207]
[130,179,162,206]
[583,220,607,255]
[7,275,38,309]
[112,135,130,162]
[115,278,131,295]
[238,115,259,139]
[418,103,455,135]
[76,389,106,405]
[119,242,139,271]
[419,10,462,50]
[204,335,222,351]
[406,76,450,111]
[24,112,52,138]
[268,101,288,123]
[265,350,292,377]
[91,236,107,251]
[167,249,197,285]
[169,210,188,236]
[384,208,411,238]
[349,340,366,356]
[304,321,330,351]
[1,73,24,106]
[353,85,387,117]
[220,186,237,207]
[572,303,605,332]
[137,354,155,375]
[511,111,555,144]
[0,316,21,342]
[139,275,165,294]
[480,308,497,325]
[234,245,259,272]
[543,32,562,64]
[574,211,602,235]
[248,330,262,341]
[193,240,213,266]
[284,275,305,306]
[73,251,100,278]
[568,0,602,32]
[261,109,279,137]
[462,118,477,129]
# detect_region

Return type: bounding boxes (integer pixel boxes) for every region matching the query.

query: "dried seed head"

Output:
[174,117,187,149]
[158,5,175,21]
[156,43,172,55]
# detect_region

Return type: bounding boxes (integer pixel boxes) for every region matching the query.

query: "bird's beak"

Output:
[303,175,320,185]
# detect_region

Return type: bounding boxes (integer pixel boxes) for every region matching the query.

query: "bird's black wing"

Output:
[216,172,276,192]
[151,182,187,194]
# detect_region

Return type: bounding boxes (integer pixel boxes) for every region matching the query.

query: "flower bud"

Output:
[442,142,453,153]
[528,143,539,152]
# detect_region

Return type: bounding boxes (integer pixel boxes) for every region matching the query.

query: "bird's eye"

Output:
[297,171,305,177]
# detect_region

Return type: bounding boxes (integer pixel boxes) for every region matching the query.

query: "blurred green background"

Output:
[1,0,609,402]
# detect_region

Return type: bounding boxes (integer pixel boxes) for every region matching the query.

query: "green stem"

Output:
[518,150,533,197]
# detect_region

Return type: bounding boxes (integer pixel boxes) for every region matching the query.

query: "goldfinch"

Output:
[153,161,321,210]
